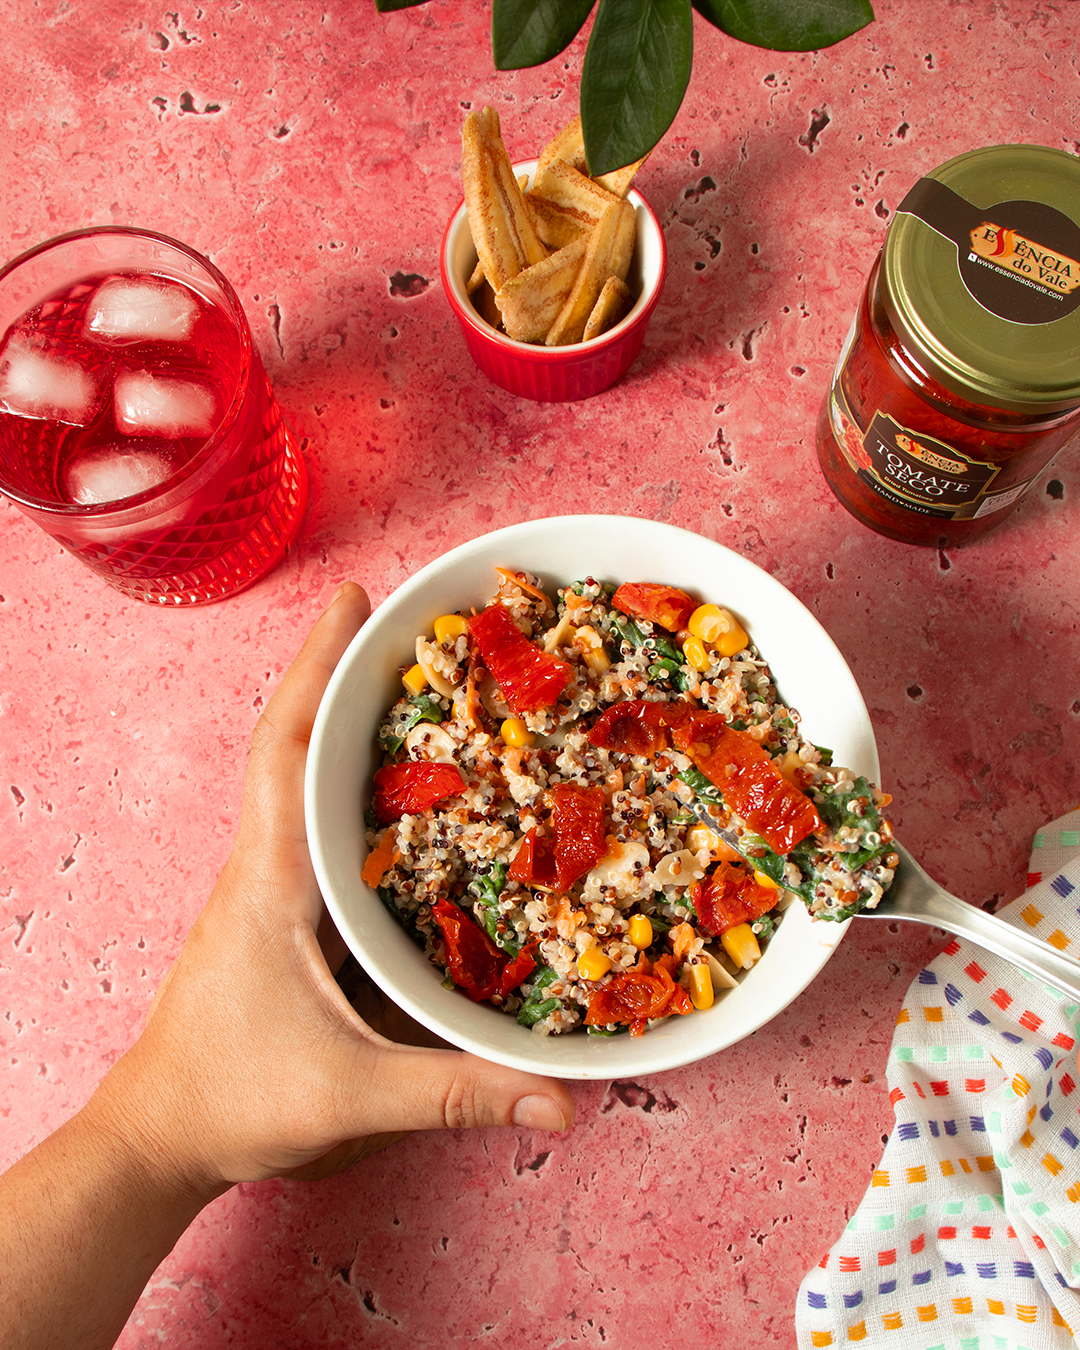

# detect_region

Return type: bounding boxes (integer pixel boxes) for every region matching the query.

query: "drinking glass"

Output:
[0,227,308,604]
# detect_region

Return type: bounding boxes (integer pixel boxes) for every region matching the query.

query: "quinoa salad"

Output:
[363,568,897,1038]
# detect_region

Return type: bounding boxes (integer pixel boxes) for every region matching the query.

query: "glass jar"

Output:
[817,144,1080,546]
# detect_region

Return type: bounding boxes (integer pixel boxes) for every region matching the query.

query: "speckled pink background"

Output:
[2,2,1079,1345]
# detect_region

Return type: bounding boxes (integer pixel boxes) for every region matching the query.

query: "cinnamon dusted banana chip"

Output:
[546,198,637,346]
[582,275,632,342]
[524,191,592,251]
[472,277,503,330]
[593,151,650,198]
[465,259,501,327]
[494,237,589,342]
[459,107,646,345]
[537,114,588,178]
[462,106,547,292]
[531,159,622,233]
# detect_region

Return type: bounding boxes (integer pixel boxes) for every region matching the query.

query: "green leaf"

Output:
[580,0,693,176]
[691,0,874,52]
[607,612,647,649]
[678,765,724,807]
[642,634,681,662]
[469,863,517,952]
[377,692,445,754]
[517,965,561,1026]
[493,0,598,68]
[375,0,429,11]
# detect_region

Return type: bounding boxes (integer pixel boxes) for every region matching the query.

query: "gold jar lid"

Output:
[882,144,1080,413]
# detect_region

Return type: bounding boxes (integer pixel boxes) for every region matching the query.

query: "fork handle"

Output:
[894,852,1080,1003]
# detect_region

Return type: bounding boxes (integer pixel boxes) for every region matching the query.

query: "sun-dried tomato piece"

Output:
[431,897,505,1002]
[508,827,559,889]
[548,782,607,892]
[467,604,572,716]
[612,582,697,633]
[372,761,465,825]
[671,711,822,854]
[588,699,693,756]
[432,900,538,1003]
[584,954,693,1035]
[691,861,778,936]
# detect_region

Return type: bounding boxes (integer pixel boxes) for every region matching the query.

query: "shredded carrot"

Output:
[713,835,743,864]
[604,768,624,796]
[555,894,586,939]
[464,669,482,731]
[496,566,554,613]
[670,921,696,961]
[361,828,399,887]
[564,589,592,619]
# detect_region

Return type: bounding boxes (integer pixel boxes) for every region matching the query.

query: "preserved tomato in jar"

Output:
[817,144,1080,545]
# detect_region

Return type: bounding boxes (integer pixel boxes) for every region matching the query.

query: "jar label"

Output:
[824,371,1041,520]
[897,178,1080,325]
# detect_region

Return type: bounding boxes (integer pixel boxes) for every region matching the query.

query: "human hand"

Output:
[91,582,574,1199]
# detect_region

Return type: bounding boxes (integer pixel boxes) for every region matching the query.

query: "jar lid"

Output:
[882,143,1080,413]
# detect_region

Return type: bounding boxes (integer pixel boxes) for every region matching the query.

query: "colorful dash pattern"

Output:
[797,810,1080,1349]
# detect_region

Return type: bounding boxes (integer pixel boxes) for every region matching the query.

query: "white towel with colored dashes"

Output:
[796,808,1080,1348]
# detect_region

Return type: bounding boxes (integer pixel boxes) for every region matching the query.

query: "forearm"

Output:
[0,1082,226,1350]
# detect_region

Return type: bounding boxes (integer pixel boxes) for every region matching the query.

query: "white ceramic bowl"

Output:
[306,517,879,1080]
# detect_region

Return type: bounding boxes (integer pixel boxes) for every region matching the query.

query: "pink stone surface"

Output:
[2,2,1079,1344]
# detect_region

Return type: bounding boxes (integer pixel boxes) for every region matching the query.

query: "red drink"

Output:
[0,228,307,604]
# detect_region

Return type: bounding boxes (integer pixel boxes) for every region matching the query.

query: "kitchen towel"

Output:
[797,808,1080,1348]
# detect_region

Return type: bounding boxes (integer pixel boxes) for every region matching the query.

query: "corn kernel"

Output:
[577,948,613,981]
[402,662,428,696]
[682,635,710,670]
[500,717,535,748]
[687,963,714,1010]
[721,923,761,970]
[686,823,720,855]
[433,613,468,645]
[753,869,780,890]
[627,915,653,949]
[572,624,611,675]
[688,603,725,643]
[688,603,749,657]
[714,610,749,657]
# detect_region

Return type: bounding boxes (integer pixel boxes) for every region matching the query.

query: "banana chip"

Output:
[461,109,645,346]
[462,106,546,291]
[545,198,636,347]
[495,238,589,342]
[583,276,632,343]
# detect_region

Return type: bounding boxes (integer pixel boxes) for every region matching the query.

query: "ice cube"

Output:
[0,339,98,425]
[114,370,217,438]
[84,277,199,342]
[63,443,174,504]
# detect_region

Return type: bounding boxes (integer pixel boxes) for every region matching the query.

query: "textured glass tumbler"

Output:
[0,227,308,605]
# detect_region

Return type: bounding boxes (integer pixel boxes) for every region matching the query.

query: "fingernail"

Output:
[512,1094,569,1132]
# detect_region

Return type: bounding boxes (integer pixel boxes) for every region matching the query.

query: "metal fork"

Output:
[703,806,1080,1001]
[857,841,1080,1001]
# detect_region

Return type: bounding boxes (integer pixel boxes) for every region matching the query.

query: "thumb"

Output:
[352,1044,575,1135]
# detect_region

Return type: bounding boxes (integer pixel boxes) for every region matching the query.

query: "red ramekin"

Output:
[440,160,667,402]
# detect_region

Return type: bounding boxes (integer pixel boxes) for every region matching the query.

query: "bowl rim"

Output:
[305,516,878,1080]
[439,159,668,362]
